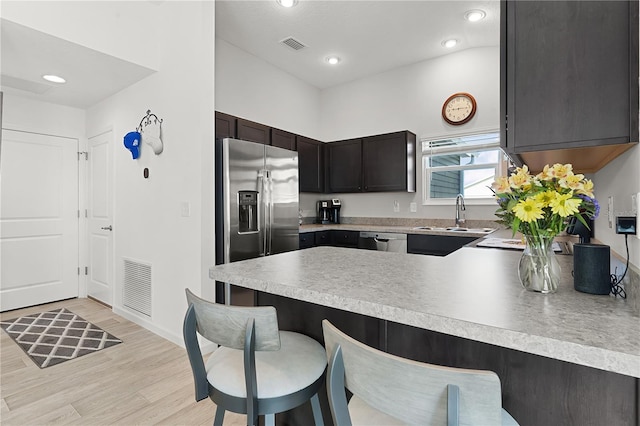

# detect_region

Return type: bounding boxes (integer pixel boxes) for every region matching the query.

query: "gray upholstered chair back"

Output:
[186,289,280,351]
[322,319,503,425]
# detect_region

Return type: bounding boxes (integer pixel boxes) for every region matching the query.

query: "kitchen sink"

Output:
[446,227,496,233]
[412,226,496,234]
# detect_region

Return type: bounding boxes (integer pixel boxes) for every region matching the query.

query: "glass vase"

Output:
[518,234,561,293]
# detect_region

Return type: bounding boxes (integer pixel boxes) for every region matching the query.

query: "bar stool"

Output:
[183,289,326,426]
[322,319,518,426]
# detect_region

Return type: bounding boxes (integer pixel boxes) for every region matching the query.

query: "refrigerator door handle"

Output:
[258,170,267,256]
[266,170,273,255]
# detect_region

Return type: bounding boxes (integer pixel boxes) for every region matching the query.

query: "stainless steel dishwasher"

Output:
[358,232,407,253]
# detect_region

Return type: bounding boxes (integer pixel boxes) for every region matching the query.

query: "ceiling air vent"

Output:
[280,37,307,51]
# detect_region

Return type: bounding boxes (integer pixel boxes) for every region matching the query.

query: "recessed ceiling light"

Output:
[442,39,458,49]
[277,0,298,7]
[465,9,486,22]
[42,74,66,84]
[326,56,341,65]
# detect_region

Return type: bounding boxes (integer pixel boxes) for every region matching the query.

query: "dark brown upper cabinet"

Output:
[327,138,363,193]
[297,136,324,193]
[271,128,296,150]
[326,131,416,193]
[237,118,271,145]
[215,111,236,140]
[362,131,416,192]
[501,0,639,173]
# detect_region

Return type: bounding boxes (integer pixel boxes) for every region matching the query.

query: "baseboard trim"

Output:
[112,306,184,347]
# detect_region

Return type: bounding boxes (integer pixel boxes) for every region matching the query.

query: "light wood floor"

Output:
[0,298,246,425]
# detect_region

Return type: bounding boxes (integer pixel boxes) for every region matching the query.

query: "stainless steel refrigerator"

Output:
[215,138,299,306]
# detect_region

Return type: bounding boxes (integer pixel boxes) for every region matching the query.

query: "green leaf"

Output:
[576,214,591,230]
[511,217,521,236]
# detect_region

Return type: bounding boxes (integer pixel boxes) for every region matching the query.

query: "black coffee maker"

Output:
[317,199,341,224]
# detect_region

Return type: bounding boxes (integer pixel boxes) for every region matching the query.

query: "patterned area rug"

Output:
[1,308,122,368]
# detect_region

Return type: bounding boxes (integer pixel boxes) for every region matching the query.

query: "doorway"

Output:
[0,129,79,311]
[86,130,113,306]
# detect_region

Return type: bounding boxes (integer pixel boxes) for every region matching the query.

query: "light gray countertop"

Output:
[299,223,496,237]
[208,246,640,378]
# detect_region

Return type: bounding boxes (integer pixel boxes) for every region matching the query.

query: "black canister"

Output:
[573,244,611,295]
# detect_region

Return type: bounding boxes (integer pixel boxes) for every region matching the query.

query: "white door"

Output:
[0,130,79,311]
[87,131,113,305]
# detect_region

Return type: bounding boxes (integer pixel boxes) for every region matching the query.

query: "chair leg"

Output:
[310,393,324,426]
[213,407,225,426]
[264,413,275,426]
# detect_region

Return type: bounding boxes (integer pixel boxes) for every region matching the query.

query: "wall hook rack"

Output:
[136,109,164,155]
[136,109,163,133]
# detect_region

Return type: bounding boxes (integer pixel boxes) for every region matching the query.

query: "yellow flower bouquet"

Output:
[490,163,599,293]
[492,163,598,237]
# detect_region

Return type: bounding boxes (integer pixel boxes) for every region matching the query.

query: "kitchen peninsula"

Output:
[209,246,639,424]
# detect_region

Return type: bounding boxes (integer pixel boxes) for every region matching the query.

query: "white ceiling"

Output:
[0,1,500,109]
[0,19,156,109]
[215,0,500,89]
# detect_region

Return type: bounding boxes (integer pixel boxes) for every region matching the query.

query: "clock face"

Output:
[442,93,477,125]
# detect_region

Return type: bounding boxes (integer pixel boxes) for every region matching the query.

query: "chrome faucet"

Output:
[455,194,466,227]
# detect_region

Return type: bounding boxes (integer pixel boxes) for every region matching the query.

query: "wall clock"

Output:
[442,92,477,125]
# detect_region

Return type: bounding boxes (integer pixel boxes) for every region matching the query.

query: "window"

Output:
[421,131,506,203]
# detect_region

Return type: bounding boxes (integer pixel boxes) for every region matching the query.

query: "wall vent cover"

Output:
[123,258,152,317]
[279,37,307,51]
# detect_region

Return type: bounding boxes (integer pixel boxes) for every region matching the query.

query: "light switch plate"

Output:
[393,200,400,213]
[181,201,191,217]
[410,202,417,213]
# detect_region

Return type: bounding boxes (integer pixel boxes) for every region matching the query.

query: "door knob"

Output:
[101,225,113,231]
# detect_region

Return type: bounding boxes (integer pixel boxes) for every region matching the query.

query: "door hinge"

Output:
[78,210,80,218]
[85,266,88,276]
[78,267,81,275]
[85,209,88,218]
[78,151,88,160]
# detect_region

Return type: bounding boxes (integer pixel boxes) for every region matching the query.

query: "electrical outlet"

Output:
[393,200,400,213]
[410,202,417,213]
[636,192,640,240]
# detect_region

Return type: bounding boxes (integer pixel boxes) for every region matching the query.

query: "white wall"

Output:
[215,39,321,139]
[594,145,640,268]
[85,1,214,344]
[1,94,87,295]
[1,0,159,70]
[3,1,213,344]
[216,44,501,221]
[1,94,86,138]
[319,47,499,142]
[317,47,500,221]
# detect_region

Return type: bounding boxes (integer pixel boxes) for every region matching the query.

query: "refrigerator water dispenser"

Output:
[238,190,259,234]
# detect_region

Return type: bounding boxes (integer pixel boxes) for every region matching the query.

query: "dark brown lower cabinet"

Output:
[314,231,331,246]
[298,232,315,249]
[407,234,477,256]
[258,292,638,426]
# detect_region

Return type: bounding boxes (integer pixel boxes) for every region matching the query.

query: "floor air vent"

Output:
[279,36,307,51]
[123,258,152,317]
